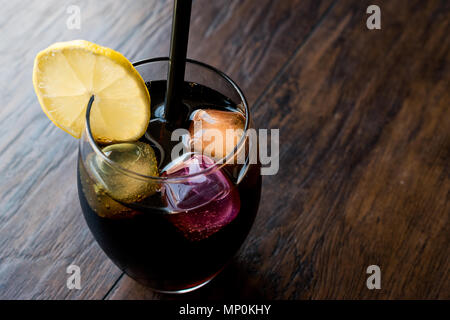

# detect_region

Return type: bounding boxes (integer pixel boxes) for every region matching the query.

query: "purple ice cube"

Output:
[162,154,240,241]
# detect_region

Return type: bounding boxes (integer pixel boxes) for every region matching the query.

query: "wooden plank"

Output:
[244,0,449,299]
[108,0,449,299]
[187,0,336,104]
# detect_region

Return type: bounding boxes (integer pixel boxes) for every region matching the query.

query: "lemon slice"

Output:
[33,40,150,143]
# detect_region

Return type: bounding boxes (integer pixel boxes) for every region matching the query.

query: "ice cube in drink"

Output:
[86,141,159,204]
[162,154,240,241]
[189,109,245,162]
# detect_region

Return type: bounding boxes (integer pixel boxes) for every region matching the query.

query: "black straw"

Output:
[85,95,95,136]
[164,0,192,124]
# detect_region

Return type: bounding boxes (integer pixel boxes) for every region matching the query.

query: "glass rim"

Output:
[82,57,250,182]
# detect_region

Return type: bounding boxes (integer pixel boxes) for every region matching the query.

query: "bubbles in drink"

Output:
[162,154,240,241]
[86,141,159,204]
[79,161,138,219]
[189,109,245,162]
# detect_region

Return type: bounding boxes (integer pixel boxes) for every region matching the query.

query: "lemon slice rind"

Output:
[33,40,150,143]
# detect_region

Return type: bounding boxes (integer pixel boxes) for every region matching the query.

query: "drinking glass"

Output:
[77,58,261,293]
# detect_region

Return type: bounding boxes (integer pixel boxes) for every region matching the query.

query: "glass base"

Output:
[151,277,214,295]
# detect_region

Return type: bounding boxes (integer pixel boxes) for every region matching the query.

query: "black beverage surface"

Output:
[78,81,261,291]
[147,80,237,115]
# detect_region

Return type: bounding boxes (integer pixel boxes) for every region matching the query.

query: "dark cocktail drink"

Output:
[77,58,261,292]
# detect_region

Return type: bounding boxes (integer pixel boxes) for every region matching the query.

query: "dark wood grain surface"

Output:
[0,0,448,299]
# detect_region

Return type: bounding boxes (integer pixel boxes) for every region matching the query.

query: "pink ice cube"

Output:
[162,154,240,241]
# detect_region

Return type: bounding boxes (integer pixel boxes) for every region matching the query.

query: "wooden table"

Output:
[0,0,448,299]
